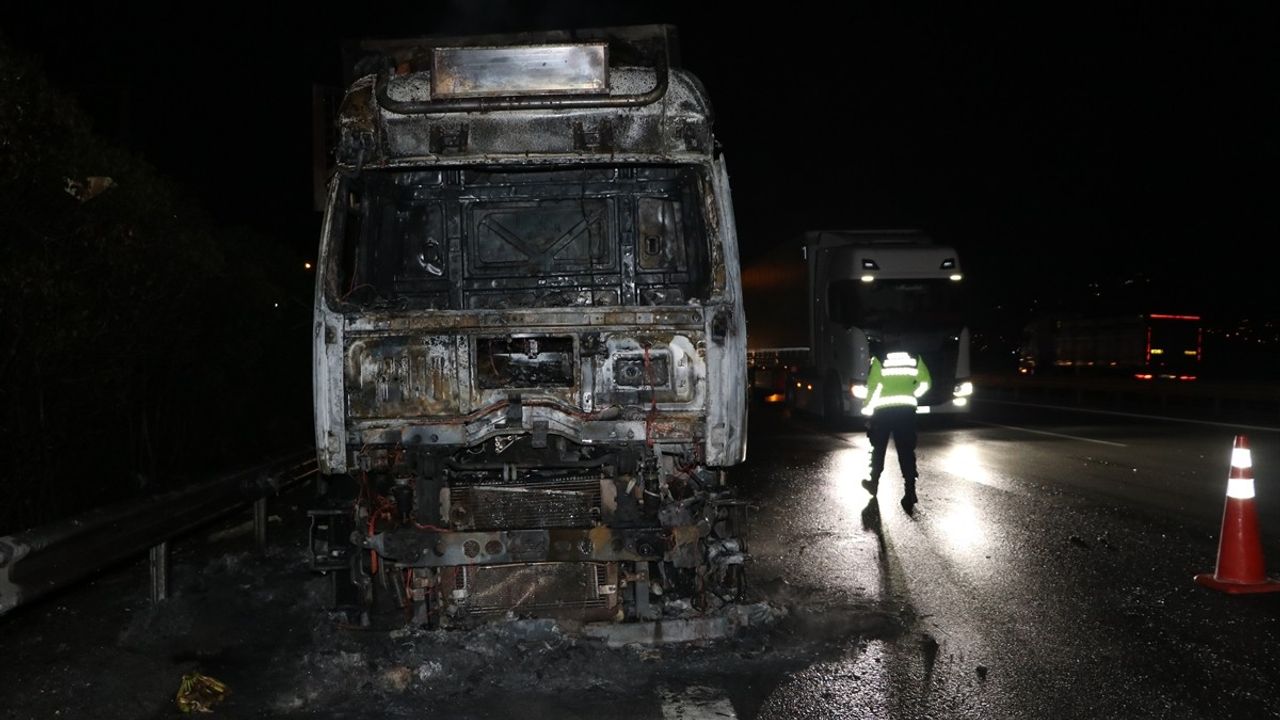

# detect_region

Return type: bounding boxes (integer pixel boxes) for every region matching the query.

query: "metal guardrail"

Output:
[0,449,317,617]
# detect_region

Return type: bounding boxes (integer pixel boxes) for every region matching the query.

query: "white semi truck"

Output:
[744,230,973,422]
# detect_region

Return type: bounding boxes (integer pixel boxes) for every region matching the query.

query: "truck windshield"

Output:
[829,278,964,332]
[330,164,711,310]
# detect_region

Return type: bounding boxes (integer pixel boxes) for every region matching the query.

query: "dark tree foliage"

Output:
[0,39,312,534]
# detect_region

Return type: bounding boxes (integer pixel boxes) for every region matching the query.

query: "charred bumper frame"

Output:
[353,525,700,568]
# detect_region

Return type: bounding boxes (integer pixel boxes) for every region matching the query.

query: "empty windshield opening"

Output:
[329,164,712,310]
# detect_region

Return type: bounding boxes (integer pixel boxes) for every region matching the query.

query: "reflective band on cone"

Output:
[1194,434,1280,594]
[1232,447,1252,470]
[1226,479,1255,500]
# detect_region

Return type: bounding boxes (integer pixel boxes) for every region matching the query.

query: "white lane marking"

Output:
[660,685,737,719]
[978,399,1280,433]
[973,420,1127,447]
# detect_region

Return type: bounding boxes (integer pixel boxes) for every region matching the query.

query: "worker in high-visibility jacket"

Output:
[860,349,932,513]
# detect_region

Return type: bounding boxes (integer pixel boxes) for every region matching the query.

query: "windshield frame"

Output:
[323,163,714,312]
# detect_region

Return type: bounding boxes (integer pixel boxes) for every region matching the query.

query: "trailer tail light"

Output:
[1179,375,1197,381]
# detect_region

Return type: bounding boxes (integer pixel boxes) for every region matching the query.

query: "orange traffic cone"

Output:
[1194,435,1280,594]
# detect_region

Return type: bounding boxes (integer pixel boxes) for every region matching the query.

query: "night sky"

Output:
[6,3,1278,327]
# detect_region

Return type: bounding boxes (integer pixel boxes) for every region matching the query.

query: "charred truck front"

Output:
[310,26,748,627]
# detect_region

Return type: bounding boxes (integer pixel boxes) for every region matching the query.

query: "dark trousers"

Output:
[868,406,918,484]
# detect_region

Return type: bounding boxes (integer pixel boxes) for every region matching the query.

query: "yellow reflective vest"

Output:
[862,351,932,416]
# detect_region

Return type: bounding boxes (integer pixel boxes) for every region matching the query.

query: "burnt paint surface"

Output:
[345,335,460,418]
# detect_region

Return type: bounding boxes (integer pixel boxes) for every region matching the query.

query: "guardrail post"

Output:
[150,541,168,603]
[254,497,268,553]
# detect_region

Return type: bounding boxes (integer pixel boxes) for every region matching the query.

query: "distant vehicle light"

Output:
[1150,348,1164,355]
[1134,373,1153,380]
[764,393,785,403]
[860,275,875,283]
[949,274,963,282]
[1179,375,1197,381]
[953,381,974,397]
[806,384,813,391]
[431,43,608,99]
[1150,314,1201,321]
[795,382,803,389]
[1183,350,1198,356]
[304,262,313,270]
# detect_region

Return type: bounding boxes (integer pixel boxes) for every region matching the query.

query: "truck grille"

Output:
[451,562,617,621]
[450,476,604,530]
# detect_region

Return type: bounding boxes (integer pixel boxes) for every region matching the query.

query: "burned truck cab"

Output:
[310,26,748,626]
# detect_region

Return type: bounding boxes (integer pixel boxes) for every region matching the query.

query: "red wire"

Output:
[403,569,415,620]
[358,446,454,582]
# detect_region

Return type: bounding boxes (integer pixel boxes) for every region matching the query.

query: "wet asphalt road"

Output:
[733,399,1280,719]
[4,398,1280,719]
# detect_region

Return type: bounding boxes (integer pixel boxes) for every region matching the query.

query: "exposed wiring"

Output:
[489,338,502,382]
[403,568,415,622]
[357,467,400,576]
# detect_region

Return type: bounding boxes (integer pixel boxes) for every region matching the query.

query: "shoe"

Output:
[901,482,918,514]
[861,479,879,497]
[903,478,918,504]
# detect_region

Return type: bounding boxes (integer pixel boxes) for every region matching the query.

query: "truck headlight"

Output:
[953,381,973,398]
[851,383,867,399]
